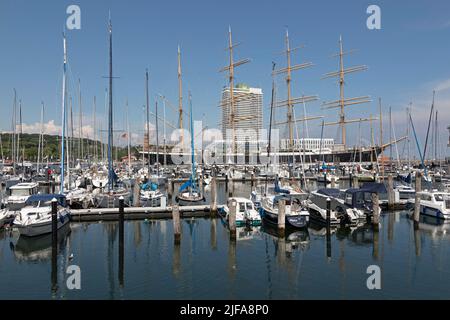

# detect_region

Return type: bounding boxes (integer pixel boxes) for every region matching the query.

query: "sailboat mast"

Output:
[163,98,167,166]
[145,69,151,176]
[178,45,184,147]
[268,62,276,159]
[126,100,131,169]
[107,19,114,191]
[189,92,195,184]
[285,30,294,149]
[60,33,68,194]
[379,98,384,180]
[338,36,345,148]
[37,102,44,174]
[93,96,97,163]
[156,100,160,176]
[12,89,16,175]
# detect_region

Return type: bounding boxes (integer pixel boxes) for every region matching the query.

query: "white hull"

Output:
[16,213,70,237]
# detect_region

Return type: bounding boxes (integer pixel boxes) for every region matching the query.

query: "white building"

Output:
[221,84,263,152]
[280,138,335,152]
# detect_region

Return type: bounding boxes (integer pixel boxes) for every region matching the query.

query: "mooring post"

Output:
[349,172,353,188]
[323,172,327,187]
[51,182,55,194]
[353,174,359,189]
[278,199,286,237]
[210,176,217,214]
[52,198,58,248]
[229,199,237,240]
[51,198,58,293]
[413,171,422,229]
[118,196,124,287]
[133,180,140,207]
[388,174,394,211]
[172,205,181,244]
[326,197,331,227]
[372,192,380,230]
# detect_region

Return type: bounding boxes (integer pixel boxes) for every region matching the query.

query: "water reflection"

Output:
[2,208,450,299]
[12,224,71,262]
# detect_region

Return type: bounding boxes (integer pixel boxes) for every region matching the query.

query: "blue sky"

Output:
[1,0,450,157]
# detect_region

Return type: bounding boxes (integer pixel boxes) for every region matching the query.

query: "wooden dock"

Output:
[70,205,224,222]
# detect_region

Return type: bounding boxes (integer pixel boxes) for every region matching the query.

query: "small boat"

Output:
[0,209,15,228]
[417,190,450,220]
[175,93,205,206]
[4,182,39,211]
[218,197,262,227]
[378,184,415,210]
[140,189,165,207]
[13,194,71,237]
[94,187,131,208]
[65,188,93,209]
[316,173,340,183]
[305,188,364,225]
[260,194,309,229]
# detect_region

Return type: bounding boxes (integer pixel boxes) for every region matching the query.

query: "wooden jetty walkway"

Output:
[70,205,224,222]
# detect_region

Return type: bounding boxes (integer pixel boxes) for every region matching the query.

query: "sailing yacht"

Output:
[175,93,205,206]
[94,18,131,208]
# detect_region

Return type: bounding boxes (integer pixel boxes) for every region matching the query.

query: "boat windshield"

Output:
[239,203,246,212]
[246,203,253,210]
[434,194,445,202]
[10,189,32,197]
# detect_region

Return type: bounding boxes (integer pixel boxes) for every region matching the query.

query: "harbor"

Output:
[1,0,450,302]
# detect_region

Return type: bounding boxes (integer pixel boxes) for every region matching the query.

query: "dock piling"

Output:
[229,199,237,240]
[413,171,422,229]
[51,198,58,293]
[349,172,353,188]
[172,205,181,244]
[210,176,217,214]
[387,174,394,211]
[118,196,124,286]
[133,181,140,207]
[326,197,331,227]
[372,192,380,231]
[278,199,286,237]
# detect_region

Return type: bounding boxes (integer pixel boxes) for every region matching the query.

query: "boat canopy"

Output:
[317,188,341,198]
[25,194,66,206]
[358,183,388,194]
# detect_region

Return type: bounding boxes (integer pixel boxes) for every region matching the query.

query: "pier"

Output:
[70,204,224,222]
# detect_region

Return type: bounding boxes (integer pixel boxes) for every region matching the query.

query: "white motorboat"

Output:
[140,189,165,207]
[4,182,39,211]
[65,188,93,209]
[305,189,364,225]
[260,194,310,229]
[219,197,262,227]
[417,190,450,220]
[13,194,71,237]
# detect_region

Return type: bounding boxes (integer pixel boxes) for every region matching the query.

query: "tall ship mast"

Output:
[322,36,372,150]
[273,29,321,152]
[219,27,250,160]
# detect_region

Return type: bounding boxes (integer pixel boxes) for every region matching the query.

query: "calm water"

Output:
[1,181,450,300]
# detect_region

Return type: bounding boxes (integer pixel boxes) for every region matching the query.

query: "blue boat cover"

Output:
[317,188,341,198]
[26,194,66,206]
[354,183,387,194]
